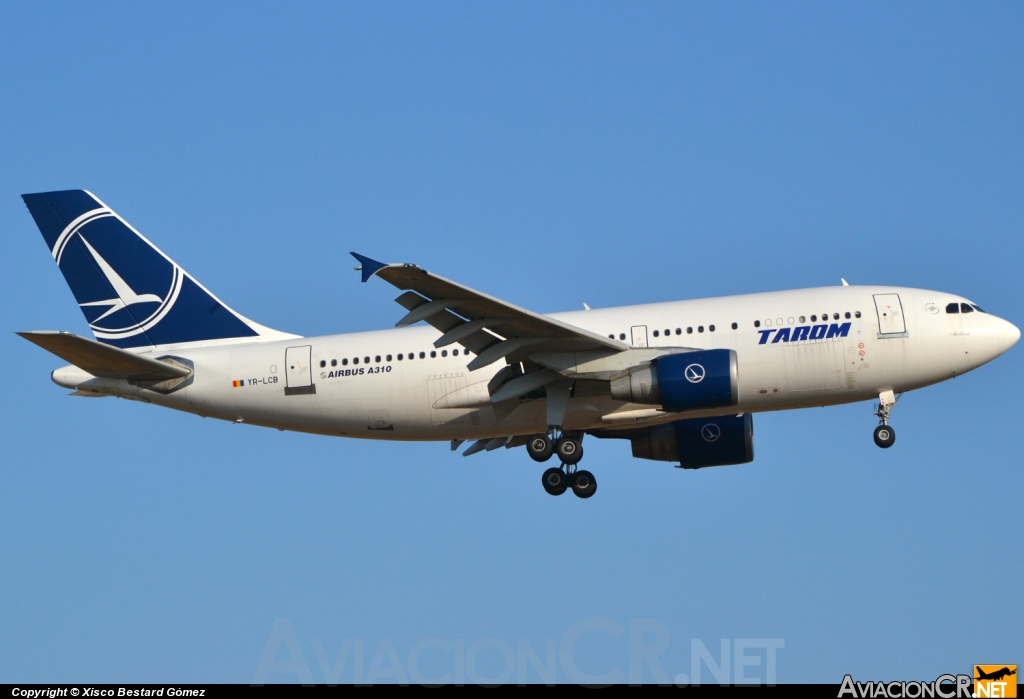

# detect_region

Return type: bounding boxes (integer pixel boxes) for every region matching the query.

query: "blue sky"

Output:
[1,2,1021,684]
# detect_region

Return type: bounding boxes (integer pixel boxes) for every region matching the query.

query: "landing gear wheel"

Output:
[571,470,597,499]
[555,437,583,465]
[542,467,568,496]
[527,434,554,463]
[873,425,896,449]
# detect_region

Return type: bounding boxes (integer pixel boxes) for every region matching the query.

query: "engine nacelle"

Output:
[609,349,738,412]
[630,413,754,469]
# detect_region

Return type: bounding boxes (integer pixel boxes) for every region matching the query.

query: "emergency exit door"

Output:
[284,345,316,395]
[631,325,649,347]
[873,294,906,337]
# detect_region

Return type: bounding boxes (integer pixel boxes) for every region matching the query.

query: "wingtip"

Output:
[349,252,388,283]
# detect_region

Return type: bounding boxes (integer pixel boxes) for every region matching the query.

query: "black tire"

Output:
[542,467,568,496]
[527,434,553,463]
[571,470,597,499]
[555,437,583,465]
[873,425,896,449]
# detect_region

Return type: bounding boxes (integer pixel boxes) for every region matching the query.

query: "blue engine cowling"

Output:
[630,413,754,468]
[610,349,738,412]
[656,349,738,412]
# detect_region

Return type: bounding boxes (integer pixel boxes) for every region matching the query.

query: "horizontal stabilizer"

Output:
[17,331,192,381]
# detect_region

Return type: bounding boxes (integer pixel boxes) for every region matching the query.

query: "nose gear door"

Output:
[284,345,316,395]
[873,294,906,336]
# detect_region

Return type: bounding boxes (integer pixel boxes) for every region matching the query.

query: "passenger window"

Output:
[675,328,681,335]
[765,319,772,327]
[453,349,459,356]
[731,322,738,329]
[844,312,851,319]
[608,334,614,339]
[798,316,805,323]
[430,351,437,358]
[652,330,659,337]
[342,358,348,366]
[709,325,715,332]
[619,333,626,341]
[810,315,817,322]
[946,303,960,314]
[319,360,326,368]
[833,313,840,320]
[698,326,704,333]
[419,352,426,359]
[364,356,370,364]
[961,303,974,313]
[754,320,760,328]
[687,327,693,334]
[441,350,448,357]
[855,311,861,318]
[397,354,403,361]
[353,357,359,364]
[331,359,337,367]
[386,354,392,361]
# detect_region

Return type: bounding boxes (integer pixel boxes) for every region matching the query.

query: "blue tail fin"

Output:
[22,190,290,349]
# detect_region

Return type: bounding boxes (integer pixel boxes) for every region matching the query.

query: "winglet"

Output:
[350,253,388,283]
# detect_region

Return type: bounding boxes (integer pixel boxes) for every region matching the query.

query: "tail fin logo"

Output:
[51,205,183,340]
[25,190,272,349]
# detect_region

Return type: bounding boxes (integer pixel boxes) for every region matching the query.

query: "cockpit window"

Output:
[960,303,974,313]
[971,304,986,313]
[945,303,959,314]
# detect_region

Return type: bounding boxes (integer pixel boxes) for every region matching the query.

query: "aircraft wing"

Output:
[17,331,192,381]
[351,253,628,371]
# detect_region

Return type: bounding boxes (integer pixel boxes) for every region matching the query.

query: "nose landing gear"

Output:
[872,390,900,449]
[873,424,896,448]
[534,430,595,498]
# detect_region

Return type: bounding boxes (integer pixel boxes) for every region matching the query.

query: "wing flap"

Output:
[18,331,192,381]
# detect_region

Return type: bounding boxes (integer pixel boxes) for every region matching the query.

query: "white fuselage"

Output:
[55,285,1019,441]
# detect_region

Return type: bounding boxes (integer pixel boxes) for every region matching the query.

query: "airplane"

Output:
[17,190,1020,499]
[975,667,1016,682]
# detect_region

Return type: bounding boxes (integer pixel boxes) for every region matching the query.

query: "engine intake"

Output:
[631,413,754,469]
[610,349,738,412]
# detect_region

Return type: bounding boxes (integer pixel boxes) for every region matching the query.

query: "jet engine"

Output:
[630,413,754,468]
[609,349,738,412]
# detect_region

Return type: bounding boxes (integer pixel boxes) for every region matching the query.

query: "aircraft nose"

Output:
[998,318,1021,351]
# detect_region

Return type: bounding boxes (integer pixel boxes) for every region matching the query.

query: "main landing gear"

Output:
[872,390,900,449]
[531,431,595,498]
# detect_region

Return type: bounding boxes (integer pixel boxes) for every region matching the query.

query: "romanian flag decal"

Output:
[232,380,244,387]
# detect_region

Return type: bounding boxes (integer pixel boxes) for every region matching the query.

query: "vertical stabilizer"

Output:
[22,190,294,349]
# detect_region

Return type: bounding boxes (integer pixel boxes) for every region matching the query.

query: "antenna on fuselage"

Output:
[841,278,850,286]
